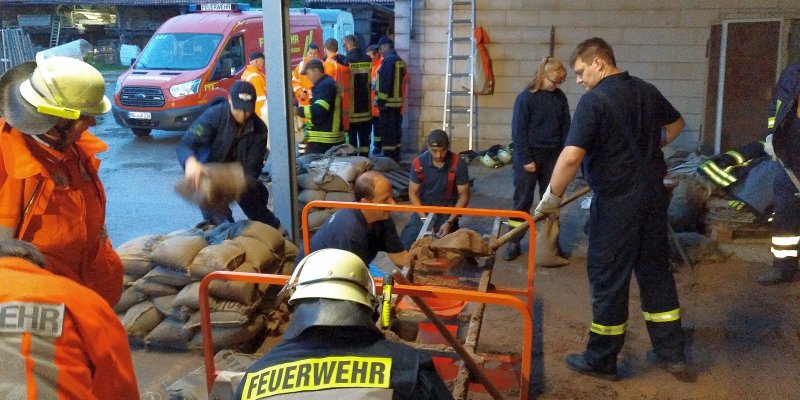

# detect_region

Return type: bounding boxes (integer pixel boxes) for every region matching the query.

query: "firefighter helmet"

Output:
[287,248,377,308]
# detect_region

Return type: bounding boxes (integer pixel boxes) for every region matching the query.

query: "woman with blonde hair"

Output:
[504,56,571,261]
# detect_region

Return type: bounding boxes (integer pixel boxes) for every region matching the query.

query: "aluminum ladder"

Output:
[442,0,476,150]
[49,15,61,48]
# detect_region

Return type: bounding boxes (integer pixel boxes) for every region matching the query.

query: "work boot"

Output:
[646,350,697,383]
[756,266,796,286]
[564,353,618,381]
[502,242,521,261]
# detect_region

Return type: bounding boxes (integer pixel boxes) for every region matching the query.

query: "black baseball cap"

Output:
[377,37,394,47]
[427,129,449,148]
[249,51,264,61]
[229,80,256,112]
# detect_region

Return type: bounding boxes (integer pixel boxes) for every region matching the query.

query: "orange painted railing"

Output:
[199,271,535,400]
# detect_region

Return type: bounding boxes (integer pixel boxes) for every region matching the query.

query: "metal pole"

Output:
[263,0,299,241]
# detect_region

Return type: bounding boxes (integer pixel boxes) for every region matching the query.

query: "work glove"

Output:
[534,184,562,220]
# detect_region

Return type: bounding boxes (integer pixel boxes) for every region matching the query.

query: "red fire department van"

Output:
[112,3,322,136]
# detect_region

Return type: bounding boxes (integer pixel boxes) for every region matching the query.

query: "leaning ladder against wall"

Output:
[442,0,476,150]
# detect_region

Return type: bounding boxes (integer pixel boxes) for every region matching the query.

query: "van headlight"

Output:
[170,79,201,97]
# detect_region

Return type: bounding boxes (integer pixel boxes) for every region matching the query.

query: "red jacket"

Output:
[0,119,123,306]
[0,256,139,399]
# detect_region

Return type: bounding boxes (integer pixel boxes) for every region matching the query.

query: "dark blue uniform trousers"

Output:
[509,151,558,244]
[201,180,281,229]
[584,183,685,373]
[771,169,800,271]
[377,107,402,161]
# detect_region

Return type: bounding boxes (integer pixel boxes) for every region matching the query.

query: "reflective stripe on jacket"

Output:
[301,75,343,144]
[375,50,406,109]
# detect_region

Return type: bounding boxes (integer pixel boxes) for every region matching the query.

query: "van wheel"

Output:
[132,128,151,137]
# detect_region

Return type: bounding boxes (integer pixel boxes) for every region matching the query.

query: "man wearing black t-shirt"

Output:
[535,38,694,382]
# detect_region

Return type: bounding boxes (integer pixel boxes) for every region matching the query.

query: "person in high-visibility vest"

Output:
[367,44,383,155]
[292,44,320,107]
[343,35,373,156]
[295,59,344,154]
[324,38,351,133]
[375,37,406,161]
[241,51,267,125]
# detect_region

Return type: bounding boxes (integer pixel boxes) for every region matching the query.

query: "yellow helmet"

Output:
[287,249,376,308]
[19,56,110,120]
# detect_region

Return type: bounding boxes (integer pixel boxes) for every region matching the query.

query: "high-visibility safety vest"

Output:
[292,57,315,107]
[325,52,351,130]
[376,50,406,109]
[241,65,267,118]
[370,55,382,117]
[345,47,373,124]
[301,74,343,144]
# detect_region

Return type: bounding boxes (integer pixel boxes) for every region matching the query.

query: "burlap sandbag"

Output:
[283,239,299,262]
[116,234,165,277]
[184,299,257,330]
[370,156,400,172]
[145,317,195,347]
[238,222,285,253]
[431,228,494,258]
[122,300,164,338]
[172,281,217,310]
[166,350,260,400]
[114,285,148,314]
[190,314,266,350]
[297,189,326,205]
[315,161,359,183]
[310,156,373,175]
[141,265,196,288]
[209,262,261,305]
[133,278,180,297]
[151,235,208,271]
[296,173,320,190]
[174,162,247,208]
[324,191,356,202]
[535,218,569,268]
[188,239,246,278]
[308,168,352,192]
[307,209,335,231]
[230,236,279,270]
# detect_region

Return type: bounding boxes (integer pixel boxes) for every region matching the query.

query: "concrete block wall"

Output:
[395,0,800,154]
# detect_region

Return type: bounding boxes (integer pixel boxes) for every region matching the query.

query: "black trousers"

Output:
[509,151,559,244]
[771,169,800,271]
[583,184,685,373]
[347,120,373,156]
[377,107,402,161]
[201,180,280,229]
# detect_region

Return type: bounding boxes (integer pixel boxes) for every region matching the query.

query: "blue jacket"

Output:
[300,74,343,144]
[176,102,267,179]
[375,50,406,109]
[768,63,800,166]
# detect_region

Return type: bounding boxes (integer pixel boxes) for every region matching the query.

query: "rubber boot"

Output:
[757,258,797,286]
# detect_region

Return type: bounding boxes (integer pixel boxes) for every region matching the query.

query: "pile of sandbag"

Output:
[296,154,373,231]
[114,221,298,351]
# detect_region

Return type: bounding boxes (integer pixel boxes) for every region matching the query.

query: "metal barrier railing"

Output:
[198,271,534,399]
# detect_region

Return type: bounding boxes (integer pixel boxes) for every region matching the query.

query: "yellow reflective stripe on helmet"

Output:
[240,356,392,399]
[37,104,81,120]
[725,150,745,165]
[768,117,775,129]
[772,236,800,246]
[590,321,627,335]
[643,309,680,323]
[315,99,330,111]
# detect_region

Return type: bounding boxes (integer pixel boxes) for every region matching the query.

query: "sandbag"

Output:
[308,161,359,183]
[308,167,353,192]
[174,162,246,208]
[122,300,164,338]
[535,218,569,268]
[668,173,713,232]
[184,299,258,330]
[190,314,266,350]
[123,273,136,288]
[188,239,246,278]
[306,209,335,232]
[431,228,493,258]
[230,236,279,270]
[141,265,196,288]
[297,189,327,205]
[114,285,148,314]
[152,294,195,321]
[145,318,195,347]
[133,279,180,297]
[283,239,299,262]
[296,173,320,190]
[280,259,296,275]
[116,234,165,277]
[151,235,208,271]
[172,281,215,310]
[166,350,260,400]
[209,262,261,305]
[370,156,400,172]
[238,222,285,253]
[324,191,356,202]
[310,156,372,174]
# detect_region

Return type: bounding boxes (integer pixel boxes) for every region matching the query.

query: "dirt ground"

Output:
[132,161,800,399]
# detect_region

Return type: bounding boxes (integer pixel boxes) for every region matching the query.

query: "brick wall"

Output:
[396,0,800,154]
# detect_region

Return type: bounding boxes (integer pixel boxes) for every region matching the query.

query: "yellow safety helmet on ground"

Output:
[0,56,110,136]
[287,248,377,308]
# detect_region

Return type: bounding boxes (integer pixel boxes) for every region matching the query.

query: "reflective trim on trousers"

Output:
[590,321,627,336]
[643,308,680,323]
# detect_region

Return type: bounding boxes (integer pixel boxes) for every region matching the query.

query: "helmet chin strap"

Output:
[37,121,74,151]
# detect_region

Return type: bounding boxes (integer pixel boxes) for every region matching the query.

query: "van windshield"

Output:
[134,33,222,70]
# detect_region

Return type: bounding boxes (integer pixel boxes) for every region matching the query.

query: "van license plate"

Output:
[128,111,151,120]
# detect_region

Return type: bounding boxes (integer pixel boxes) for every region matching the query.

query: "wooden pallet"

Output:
[384,169,410,202]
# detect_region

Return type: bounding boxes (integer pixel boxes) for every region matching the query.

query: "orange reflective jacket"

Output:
[292,58,314,107]
[0,256,139,399]
[241,65,267,118]
[0,119,123,306]
[325,52,351,130]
